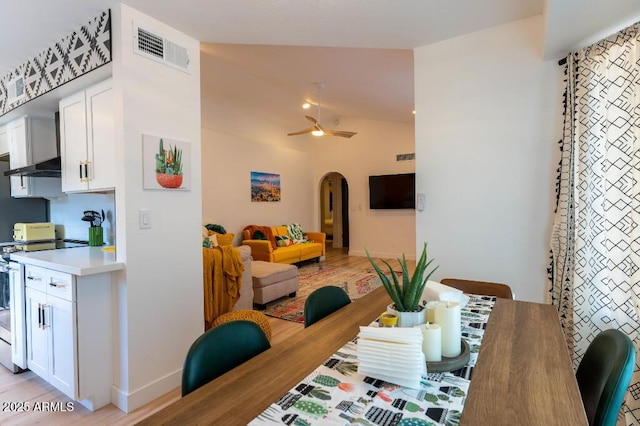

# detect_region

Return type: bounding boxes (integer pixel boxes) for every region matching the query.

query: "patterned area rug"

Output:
[263,263,395,323]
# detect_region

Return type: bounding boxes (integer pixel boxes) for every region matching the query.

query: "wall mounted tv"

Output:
[369,173,415,210]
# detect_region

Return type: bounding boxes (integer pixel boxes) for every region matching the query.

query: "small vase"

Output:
[156,173,183,189]
[386,303,427,328]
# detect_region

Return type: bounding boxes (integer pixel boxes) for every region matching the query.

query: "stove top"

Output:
[1,239,88,262]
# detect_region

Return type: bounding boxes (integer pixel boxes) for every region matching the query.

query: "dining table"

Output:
[137,286,587,425]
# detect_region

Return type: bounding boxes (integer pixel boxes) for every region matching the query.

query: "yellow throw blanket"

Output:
[203,245,245,330]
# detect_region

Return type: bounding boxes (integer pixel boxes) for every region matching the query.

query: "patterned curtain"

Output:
[549,22,640,424]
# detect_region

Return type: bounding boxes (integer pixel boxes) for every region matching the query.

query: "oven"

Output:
[0,255,24,373]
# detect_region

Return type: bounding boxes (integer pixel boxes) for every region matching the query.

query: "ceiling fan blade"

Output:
[305,115,319,124]
[324,129,358,138]
[287,126,315,136]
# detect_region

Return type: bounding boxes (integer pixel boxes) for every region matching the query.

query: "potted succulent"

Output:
[155,138,183,188]
[367,243,438,327]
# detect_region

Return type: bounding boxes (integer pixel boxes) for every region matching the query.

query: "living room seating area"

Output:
[242,224,326,264]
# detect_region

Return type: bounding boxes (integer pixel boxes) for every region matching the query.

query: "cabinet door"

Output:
[0,125,8,156]
[59,91,88,192]
[86,79,114,191]
[8,118,31,197]
[8,118,29,168]
[25,287,48,379]
[47,295,77,399]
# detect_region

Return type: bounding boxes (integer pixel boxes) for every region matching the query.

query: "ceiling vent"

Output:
[133,25,190,73]
[396,153,415,162]
[7,75,26,105]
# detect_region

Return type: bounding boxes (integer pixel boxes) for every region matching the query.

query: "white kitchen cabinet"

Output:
[23,264,110,411]
[25,266,76,399]
[59,78,114,193]
[0,125,8,156]
[6,116,62,198]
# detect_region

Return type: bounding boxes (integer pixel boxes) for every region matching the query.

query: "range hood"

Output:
[3,157,61,178]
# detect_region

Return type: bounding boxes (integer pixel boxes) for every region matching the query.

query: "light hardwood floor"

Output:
[0,245,414,425]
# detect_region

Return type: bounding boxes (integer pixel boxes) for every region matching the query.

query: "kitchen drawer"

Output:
[25,265,47,293]
[24,265,75,301]
[46,270,75,302]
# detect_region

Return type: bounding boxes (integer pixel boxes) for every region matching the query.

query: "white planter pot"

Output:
[387,303,427,328]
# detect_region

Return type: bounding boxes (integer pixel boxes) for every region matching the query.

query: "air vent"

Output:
[396,153,415,162]
[7,75,25,105]
[133,25,190,73]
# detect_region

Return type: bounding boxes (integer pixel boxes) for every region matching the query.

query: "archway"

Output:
[320,172,349,248]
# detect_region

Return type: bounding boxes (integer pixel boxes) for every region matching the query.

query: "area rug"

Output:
[263,263,398,323]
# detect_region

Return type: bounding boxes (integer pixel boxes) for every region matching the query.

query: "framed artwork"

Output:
[142,134,191,190]
[251,171,281,202]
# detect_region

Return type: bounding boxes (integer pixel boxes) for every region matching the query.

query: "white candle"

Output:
[434,301,461,358]
[416,322,442,362]
[425,301,439,323]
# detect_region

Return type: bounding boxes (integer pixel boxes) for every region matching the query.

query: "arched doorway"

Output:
[320,172,349,248]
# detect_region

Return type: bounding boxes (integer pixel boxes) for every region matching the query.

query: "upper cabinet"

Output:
[0,125,8,156]
[59,79,114,193]
[6,116,62,199]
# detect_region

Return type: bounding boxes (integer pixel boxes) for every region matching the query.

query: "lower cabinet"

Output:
[25,287,76,398]
[23,264,111,411]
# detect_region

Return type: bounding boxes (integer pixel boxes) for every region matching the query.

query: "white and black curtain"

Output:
[549,22,640,424]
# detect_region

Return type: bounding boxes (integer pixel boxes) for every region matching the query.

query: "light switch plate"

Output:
[139,209,151,229]
[416,192,426,211]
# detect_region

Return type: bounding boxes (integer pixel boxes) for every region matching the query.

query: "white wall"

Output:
[201,98,315,241]
[311,117,416,259]
[414,15,562,303]
[200,50,416,260]
[110,4,202,412]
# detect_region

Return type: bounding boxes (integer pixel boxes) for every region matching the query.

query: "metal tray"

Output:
[426,339,470,373]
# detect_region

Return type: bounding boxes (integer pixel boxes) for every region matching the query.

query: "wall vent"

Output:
[396,153,415,162]
[7,75,25,105]
[133,25,190,73]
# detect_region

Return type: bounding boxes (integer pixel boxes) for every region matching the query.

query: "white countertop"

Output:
[9,246,124,276]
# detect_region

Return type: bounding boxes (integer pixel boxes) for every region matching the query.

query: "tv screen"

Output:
[369,173,415,209]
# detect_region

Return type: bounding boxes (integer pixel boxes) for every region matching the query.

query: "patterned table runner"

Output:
[249,295,496,426]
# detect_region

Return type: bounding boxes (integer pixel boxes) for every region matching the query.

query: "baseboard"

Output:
[111,367,181,413]
[349,249,416,261]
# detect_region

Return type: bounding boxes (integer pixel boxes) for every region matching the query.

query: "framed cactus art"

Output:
[142,134,191,190]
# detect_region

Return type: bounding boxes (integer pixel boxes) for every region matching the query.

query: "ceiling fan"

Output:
[287,83,357,139]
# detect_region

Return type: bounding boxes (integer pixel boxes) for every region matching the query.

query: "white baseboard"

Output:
[111,367,181,413]
[349,249,416,261]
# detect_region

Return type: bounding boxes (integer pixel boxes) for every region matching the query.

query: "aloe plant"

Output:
[366,243,438,312]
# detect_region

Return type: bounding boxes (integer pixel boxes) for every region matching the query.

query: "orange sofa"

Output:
[242,225,326,264]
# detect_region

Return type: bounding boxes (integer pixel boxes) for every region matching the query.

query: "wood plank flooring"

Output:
[0,245,414,425]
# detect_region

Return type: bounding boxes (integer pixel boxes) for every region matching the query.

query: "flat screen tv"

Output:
[369,173,415,209]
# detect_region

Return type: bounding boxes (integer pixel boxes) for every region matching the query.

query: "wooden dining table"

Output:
[138,286,587,425]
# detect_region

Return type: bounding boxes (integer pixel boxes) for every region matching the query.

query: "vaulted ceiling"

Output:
[1,0,639,127]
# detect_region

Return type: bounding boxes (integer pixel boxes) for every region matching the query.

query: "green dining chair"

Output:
[182,320,271,396]
[576,328,636,426]
[304,285,351,327]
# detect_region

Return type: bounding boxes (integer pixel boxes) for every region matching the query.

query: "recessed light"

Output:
[302,103,311,109]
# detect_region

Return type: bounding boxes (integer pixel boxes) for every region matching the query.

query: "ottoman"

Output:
[252,261,299,309]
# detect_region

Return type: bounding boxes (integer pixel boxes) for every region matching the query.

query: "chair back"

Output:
[182,320,270,396]
[440,278,514,299]
[304,285,351,327]
[576,329,635,426]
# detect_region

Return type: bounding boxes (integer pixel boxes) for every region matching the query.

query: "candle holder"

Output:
[426,339,470,373]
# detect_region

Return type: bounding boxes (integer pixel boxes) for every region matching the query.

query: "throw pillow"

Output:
[202,233,218,248]
[253,230,267,240]
[286,223,305,243]
[204,223,227,234]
